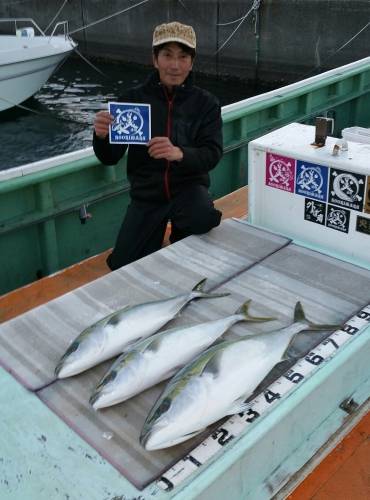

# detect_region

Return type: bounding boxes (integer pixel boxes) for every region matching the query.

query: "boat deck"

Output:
[0,185,368,499]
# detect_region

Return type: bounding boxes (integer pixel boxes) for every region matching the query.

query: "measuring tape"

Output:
[156,304,370,492]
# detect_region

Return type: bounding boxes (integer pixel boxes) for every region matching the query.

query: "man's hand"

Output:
[148,137,183,161]
[94,111,113,139]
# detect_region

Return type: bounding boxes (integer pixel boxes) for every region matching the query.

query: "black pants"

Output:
[106,185,222,270]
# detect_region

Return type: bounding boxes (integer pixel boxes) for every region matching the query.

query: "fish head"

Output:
[89,368,119,409]
[90,350,142,409]
[140,384,204,451]
[55,323,106,378]
[140,396,180,450]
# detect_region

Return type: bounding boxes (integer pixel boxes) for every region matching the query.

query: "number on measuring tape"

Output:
[241,408,260,423]
[284,369,305,383]
[158,476,174,492]
[211,428,234,446]
[322,337,339,349]
[184,455,202,467]
[305,351,325,365]
[264,389,282,403]
[342,324,359,336]
[357,310,370,321]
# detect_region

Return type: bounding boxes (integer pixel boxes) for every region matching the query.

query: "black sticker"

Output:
[326,204,350,233]
[356,215,370,235]
[328,168,365,211]
[304,198,326,225]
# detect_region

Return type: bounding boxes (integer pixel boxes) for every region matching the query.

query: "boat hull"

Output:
[0,36,76,111]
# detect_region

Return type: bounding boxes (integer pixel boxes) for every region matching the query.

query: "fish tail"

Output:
[191,278,230,300]
[282,301,342,359]
[294,301,341,331]
[236,300,276,322]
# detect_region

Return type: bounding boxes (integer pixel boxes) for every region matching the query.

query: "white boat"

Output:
[0,18,76,111]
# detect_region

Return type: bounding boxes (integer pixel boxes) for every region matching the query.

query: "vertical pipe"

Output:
[80,0,87,51]
[37,182,60,276]
[254,1,262,90]
[216,0,220,76]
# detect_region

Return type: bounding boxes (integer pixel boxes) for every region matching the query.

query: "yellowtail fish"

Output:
[55,278,228,378]
[141,302,340,450]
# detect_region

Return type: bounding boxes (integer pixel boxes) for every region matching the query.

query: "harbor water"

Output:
[0,56,272,171]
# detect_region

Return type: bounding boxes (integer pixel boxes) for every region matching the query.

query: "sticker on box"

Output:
[364,177,370,214]
[328,168,365,212]
[266,153,296,192]
[326,204,350,233]
[356,215,370,235]
[295,161,328,201]
[304,198,326,225]
[109,102,151,144]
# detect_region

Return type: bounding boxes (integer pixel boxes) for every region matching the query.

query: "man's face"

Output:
[153,43,193,90]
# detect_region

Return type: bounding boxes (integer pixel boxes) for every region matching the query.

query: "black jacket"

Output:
[93,70,223,202]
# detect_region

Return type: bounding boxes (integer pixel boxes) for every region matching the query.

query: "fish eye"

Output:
[107,315,120,326]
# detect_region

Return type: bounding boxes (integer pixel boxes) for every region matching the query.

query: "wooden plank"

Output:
[286,407,370,500]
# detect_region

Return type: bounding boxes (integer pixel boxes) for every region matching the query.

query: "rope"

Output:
[298,18,370,80]
[44,0,69,34]
[215,0,261,55]
[72,46,110,78]
[69,0,151,35]
[178,0,260,27]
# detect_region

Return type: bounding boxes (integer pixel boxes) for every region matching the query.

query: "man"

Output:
[93,21,223,271]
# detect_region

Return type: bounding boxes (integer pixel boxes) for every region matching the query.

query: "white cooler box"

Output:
[248,123,370,269]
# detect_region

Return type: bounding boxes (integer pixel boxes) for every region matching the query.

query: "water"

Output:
[0,57,272,170]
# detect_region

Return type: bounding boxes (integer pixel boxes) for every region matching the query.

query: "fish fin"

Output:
[236,300,276,323]
[146,337,165,353]
[202,341,238,376]
[203,355,222,376]
[227,397,252,415]
[195,291,230,300]
[191,278,230,299]
[192,278,207,292]
[305,322,342,331]
[293,301,306,322]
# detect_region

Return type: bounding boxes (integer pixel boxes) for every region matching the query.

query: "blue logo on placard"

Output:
[295,161,328,201]
[109,102,151,144]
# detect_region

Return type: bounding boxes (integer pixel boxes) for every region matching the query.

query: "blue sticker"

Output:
[295,161,328,201]
[109,102,151,144]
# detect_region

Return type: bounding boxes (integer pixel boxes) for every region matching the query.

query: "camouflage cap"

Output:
[152,21,196,50]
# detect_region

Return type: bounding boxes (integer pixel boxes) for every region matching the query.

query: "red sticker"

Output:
[266,153,296,192]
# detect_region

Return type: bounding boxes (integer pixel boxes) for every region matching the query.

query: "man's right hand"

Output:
[94,111,113,139]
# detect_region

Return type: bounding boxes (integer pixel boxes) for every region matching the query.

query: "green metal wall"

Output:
[1,59,370,295]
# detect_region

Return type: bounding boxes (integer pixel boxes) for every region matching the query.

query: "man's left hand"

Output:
[148,137,183,161]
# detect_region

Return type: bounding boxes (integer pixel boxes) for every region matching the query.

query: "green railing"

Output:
[1,57,370,294]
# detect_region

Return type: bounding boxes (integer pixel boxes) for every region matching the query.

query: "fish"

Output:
[140,301,340,450]
[89,301,275,410]
[55,278,229,379]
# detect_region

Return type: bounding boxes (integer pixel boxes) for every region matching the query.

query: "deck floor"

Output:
[0,185,369,498]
